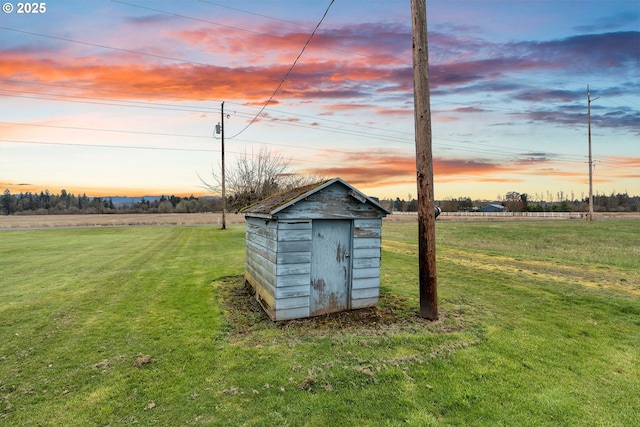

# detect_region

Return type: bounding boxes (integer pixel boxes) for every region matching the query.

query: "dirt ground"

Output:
[1,211,638,229]
[216,276,468,338]
[0,213,246,229]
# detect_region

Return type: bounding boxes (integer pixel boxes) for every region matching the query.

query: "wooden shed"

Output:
[241,178,390,321]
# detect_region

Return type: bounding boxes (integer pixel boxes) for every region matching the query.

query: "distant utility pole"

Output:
[587,86,598,221]
[220,102,227,230]
[411,0,438,320]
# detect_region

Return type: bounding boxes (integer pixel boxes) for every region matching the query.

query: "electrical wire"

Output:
[2,4,637,181]
[0,89,216,114]
[0,139,347,167]
[0,78,218,106]
[197,0,307,28]
[1,138,215,153]
[0,121,211,140]
[1,85,630,167]
[225,0,335,139]
[0,27,222,69]
[110,0,275,38]
[4,80,626,156]
[112,0,366,59]
[6,137,634,174]
[3,4,636,108]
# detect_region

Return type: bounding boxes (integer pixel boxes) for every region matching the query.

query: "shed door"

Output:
[310,220,352,316]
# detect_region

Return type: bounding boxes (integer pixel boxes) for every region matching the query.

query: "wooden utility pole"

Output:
[411,0,438,320]
[587,86,598,222]
[221,101,227,230]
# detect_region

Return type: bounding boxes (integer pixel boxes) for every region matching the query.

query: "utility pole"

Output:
[221,101,226,230]
[411,0,438,320]
[587,86,598,222]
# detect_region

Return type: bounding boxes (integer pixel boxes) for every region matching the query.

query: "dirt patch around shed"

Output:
[213,276,474,341]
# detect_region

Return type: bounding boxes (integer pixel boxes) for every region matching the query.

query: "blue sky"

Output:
[1,0,638,200]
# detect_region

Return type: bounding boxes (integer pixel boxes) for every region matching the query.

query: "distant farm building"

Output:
[480,203,506,213]
[241,178,390,321]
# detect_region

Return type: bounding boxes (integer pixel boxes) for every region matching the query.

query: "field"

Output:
[1,219,639,425]
[1,212,639,229]
[0,213,246,229]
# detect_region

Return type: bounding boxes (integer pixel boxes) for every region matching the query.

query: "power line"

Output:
[224,100,413,137]
[0,92,414,144]
[2,8,635,173]
[0,78,218,106]
[197,0,308,27]
[3,5,635,106]
[124,0,635,96]
[3,80,414,140]
[0,139,346,167]
[226,0,335,139]
[1,90,416,145]
[3,81,622,158]
[5,83,605,148]
[2,6,636,175]
[1,81,413,140]
[0,89,216,114]
[0,138,215,153]
[114,0,368,59]
[0,121,211,140]
[0,26,224,69]
[0,87,611,165]
[0,130,604,168]
[3,11,634,126]
[110,0,274,38]
[3,78,412,138]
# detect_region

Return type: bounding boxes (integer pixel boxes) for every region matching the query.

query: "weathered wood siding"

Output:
[245,217,278,317]
[244,179,387,320]
[351,218,382,308]
[274,221,312,320]
[246,216,383,319]
[277,182,384,220]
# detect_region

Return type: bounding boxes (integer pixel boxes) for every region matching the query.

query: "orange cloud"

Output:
[2,19,415,109]
[598,156,640,179]
[300,150,530,191]
[1,48,403,105]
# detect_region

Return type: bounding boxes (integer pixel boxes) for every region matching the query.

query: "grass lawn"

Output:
[1,221,638,426]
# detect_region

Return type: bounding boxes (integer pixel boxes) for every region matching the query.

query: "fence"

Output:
[391,211,580,219]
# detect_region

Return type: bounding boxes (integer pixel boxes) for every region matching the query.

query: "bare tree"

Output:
[199,146,323,211]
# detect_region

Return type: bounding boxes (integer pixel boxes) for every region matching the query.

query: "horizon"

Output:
[2,1,639,201]
[5,185,639,204]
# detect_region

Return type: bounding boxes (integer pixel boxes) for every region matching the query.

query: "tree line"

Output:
[437,192,639,213]
[4,187,638,216]
[4,144,639,216]
[1,189,221,215]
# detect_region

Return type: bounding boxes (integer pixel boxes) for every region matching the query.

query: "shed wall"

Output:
[274,221,311,320]
[245,217,278,317]
[245,180,387,321]
[351,218,382,308]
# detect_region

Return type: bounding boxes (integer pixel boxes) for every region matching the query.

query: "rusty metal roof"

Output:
[241,177,389,218]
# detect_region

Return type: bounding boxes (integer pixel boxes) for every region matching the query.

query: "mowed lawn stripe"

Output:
[1,221,639,426]
[0,226,247,425]
[381,220,640,426]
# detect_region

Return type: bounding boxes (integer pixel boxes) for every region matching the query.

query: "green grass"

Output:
[1,221,639,426]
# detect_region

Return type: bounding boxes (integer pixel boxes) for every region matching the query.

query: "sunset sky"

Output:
[1,0,639,201]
